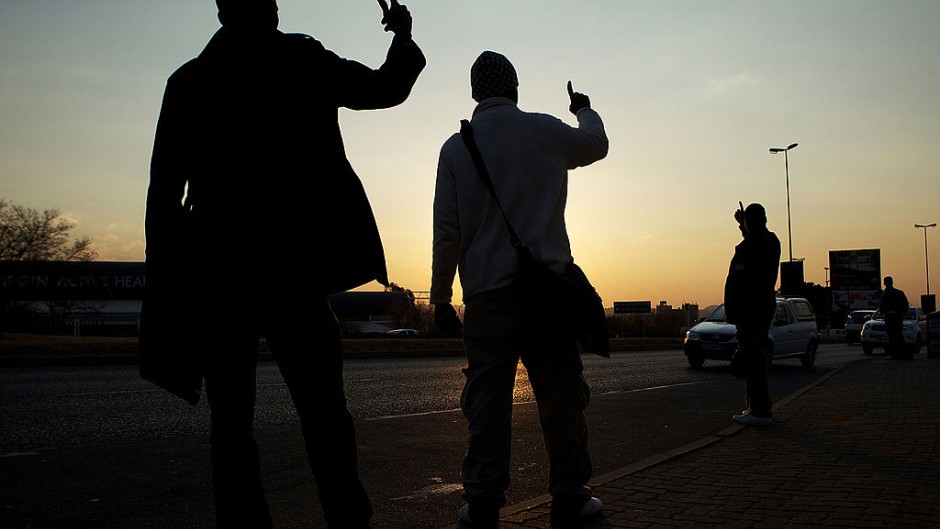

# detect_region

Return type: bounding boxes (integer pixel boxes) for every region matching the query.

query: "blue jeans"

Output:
[460,286,593,509]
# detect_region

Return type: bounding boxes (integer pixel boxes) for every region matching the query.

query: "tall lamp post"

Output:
[914,223,936,295]
[769,143,799,262]
[916,224,937,355]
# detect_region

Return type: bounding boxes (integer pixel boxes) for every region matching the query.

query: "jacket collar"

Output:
[201,26,282,59]
[472,97,519,117]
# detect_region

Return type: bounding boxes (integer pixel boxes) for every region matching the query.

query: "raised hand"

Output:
[378,0,413,38]
[567,80,591,115]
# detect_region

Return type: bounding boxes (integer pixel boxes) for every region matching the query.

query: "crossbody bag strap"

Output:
[459,119,524,250]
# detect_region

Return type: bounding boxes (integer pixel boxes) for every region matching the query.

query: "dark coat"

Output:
[140,27,425,403]
[724,226,781,328]
[878,286,909,318]
[146,27,425,291]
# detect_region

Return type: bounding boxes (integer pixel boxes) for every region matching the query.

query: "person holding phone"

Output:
[143,1,425,527]
[724,202,781,426]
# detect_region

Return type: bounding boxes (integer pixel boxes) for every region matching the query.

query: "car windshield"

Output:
[705,305,727,322]
[848,311,873,323]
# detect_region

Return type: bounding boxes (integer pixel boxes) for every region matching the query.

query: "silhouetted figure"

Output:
[140,1,425,527]
[724,203,781,427]
[879,276,910,359]
[431,51,608,528]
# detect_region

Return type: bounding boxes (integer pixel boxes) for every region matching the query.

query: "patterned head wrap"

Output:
[470,51,519,102]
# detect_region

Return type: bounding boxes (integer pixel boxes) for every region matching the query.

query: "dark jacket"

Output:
[140,27,425,403]
[724,226,781,327]
[878,286,909,318]
[146,27,425,293]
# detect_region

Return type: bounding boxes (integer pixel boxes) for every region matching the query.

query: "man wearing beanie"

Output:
[142,1,425,527]
[431,51,609,528]
[724,203,782,427]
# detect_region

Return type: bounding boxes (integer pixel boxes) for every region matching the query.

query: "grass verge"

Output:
[0,332,687,366]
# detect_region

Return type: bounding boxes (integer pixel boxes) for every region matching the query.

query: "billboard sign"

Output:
[828,249,881,311]
[0,261,146,301]
[614,301,652,314]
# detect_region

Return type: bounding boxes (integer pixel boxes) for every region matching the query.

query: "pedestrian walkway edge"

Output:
[442,359,867,529]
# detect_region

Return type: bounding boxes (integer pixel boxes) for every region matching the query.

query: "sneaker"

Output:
[457,503,499,528]
[550,495,604,527]
[732,412,773,426]
[580,496,604,518]
[457,504,471,524]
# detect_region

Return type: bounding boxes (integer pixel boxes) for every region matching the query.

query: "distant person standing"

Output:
[140,0,425,527]
[431,51,608,528]
[879,276,910,359]
[724,203,781,427]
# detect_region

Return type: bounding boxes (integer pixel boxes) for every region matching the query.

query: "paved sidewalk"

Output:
[450,355,940,529]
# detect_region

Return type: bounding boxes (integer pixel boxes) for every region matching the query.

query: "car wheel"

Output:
[911,334,923,355]
[862,344,873,355]
[687,354,705,370]
[801,340,817,368]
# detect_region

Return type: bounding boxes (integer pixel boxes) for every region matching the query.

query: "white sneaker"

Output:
[581,496,604,518]
[457,504,471,523]
[732,412,774,426]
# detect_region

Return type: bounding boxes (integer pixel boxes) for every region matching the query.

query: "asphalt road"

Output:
[1,343,862,529]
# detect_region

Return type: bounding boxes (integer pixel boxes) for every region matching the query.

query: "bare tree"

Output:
[0,200,99,332]
[0,199,97,262]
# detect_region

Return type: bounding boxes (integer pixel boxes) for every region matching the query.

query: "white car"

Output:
[386,328,420,336]
[860,307,927,355]
[684,297,819,369]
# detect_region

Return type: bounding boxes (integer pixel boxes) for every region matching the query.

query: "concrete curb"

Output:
[442,358,866,529]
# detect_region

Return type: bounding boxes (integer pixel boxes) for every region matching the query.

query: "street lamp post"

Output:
[914,223,936,295]
[769,143,799,262]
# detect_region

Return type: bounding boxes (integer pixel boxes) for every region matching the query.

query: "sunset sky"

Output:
[2,0,938,309]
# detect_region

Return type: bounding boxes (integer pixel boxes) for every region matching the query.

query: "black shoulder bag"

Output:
[459,119,610,357]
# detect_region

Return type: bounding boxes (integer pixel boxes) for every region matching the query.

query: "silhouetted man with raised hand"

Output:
[724,203,781,427]
[879,276,910,359]
[431,51,608,528]
[141,1,425,527]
